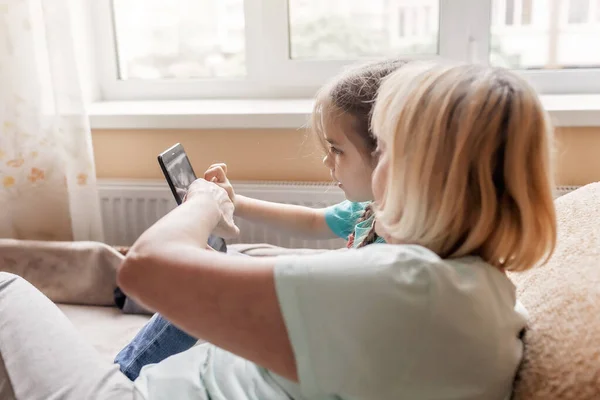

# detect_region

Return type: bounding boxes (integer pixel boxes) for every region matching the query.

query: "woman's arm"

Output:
[117,181,297,381]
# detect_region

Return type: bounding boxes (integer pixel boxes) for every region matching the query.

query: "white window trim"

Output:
[88,94,600,129]
[89,0,600,102]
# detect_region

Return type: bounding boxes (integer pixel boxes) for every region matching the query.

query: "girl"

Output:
[0,62,556,399]
[216,59,410,249]
[114,59,405,380]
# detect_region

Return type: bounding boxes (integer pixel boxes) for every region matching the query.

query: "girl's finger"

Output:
[204,166,227,182]
[207,163,228,174]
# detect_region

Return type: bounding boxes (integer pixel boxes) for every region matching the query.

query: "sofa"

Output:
[0,240,326,363]
[1,183,600,398]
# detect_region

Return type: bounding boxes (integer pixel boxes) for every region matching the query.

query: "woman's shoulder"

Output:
[276,244,516,304]
[360,244,515,293]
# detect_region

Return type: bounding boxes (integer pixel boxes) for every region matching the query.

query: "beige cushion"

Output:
[58,304,151,363]
[510,183,600,400]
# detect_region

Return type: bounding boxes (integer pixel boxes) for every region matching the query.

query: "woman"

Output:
[0,63,555,399]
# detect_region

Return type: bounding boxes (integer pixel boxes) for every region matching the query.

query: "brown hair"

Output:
[355,204,377,248]
[312,59,408,159]
[312,60,408,248]
[372,63,556,271]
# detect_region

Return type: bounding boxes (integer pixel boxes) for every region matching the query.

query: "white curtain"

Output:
[0,0,103,241]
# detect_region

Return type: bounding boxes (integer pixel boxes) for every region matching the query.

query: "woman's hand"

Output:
[204,163,235,205]
[184,178,239,239]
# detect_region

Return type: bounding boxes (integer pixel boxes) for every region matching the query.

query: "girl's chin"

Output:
[340,186,374,203]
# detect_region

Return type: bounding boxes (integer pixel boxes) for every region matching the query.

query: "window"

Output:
[505,0,515,25]
[287,1,438,59]
[92,0,600,100]
[521,0,533,25]
[423,6,432,33]
[491,0,600,70]
[499,0,533,27]
[568,0,590,24]
[112,0,245,80]
[398,9,407,38]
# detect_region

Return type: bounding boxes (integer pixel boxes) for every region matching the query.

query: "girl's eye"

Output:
[330,146,342,155]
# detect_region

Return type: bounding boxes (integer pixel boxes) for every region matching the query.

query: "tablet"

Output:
[157,143,197,205]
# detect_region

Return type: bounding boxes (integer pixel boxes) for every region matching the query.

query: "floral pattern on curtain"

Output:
[0,0,103,241]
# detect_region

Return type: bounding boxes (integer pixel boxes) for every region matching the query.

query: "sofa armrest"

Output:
[509,182,600,400]
[0,239,121,306]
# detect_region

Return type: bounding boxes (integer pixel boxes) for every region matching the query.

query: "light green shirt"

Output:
[134,245,527,400]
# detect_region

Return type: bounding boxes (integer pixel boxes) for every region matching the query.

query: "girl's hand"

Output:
[184,178,239,239]
[204,163,235,205]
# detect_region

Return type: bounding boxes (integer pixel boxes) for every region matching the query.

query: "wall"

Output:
[92,127,600,186]
[92,128,329,181]
[555,127,600,186]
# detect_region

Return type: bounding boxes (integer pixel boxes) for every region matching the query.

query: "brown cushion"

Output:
[509,183,600,400]
[0,239,122,306]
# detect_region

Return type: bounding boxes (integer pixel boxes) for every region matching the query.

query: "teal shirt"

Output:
[324,201,385,247]
[134,245,527,400]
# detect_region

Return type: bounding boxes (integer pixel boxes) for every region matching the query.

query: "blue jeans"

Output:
[115,235,228,381]
[114,313,199,380]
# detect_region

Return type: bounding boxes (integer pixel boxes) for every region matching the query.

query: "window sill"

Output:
[88,95,600,130]
[88,99,313,130]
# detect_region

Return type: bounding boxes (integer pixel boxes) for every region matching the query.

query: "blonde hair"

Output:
[372,63,556,272]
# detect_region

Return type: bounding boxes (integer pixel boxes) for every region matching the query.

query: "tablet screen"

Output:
[158,144,197,205]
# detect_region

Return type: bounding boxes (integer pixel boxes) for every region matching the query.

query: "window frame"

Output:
[91,0,600,101]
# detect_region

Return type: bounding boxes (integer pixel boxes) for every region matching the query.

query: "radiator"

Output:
[555,185,581,198]
[98,179,346,248]
[98,180,581,248]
